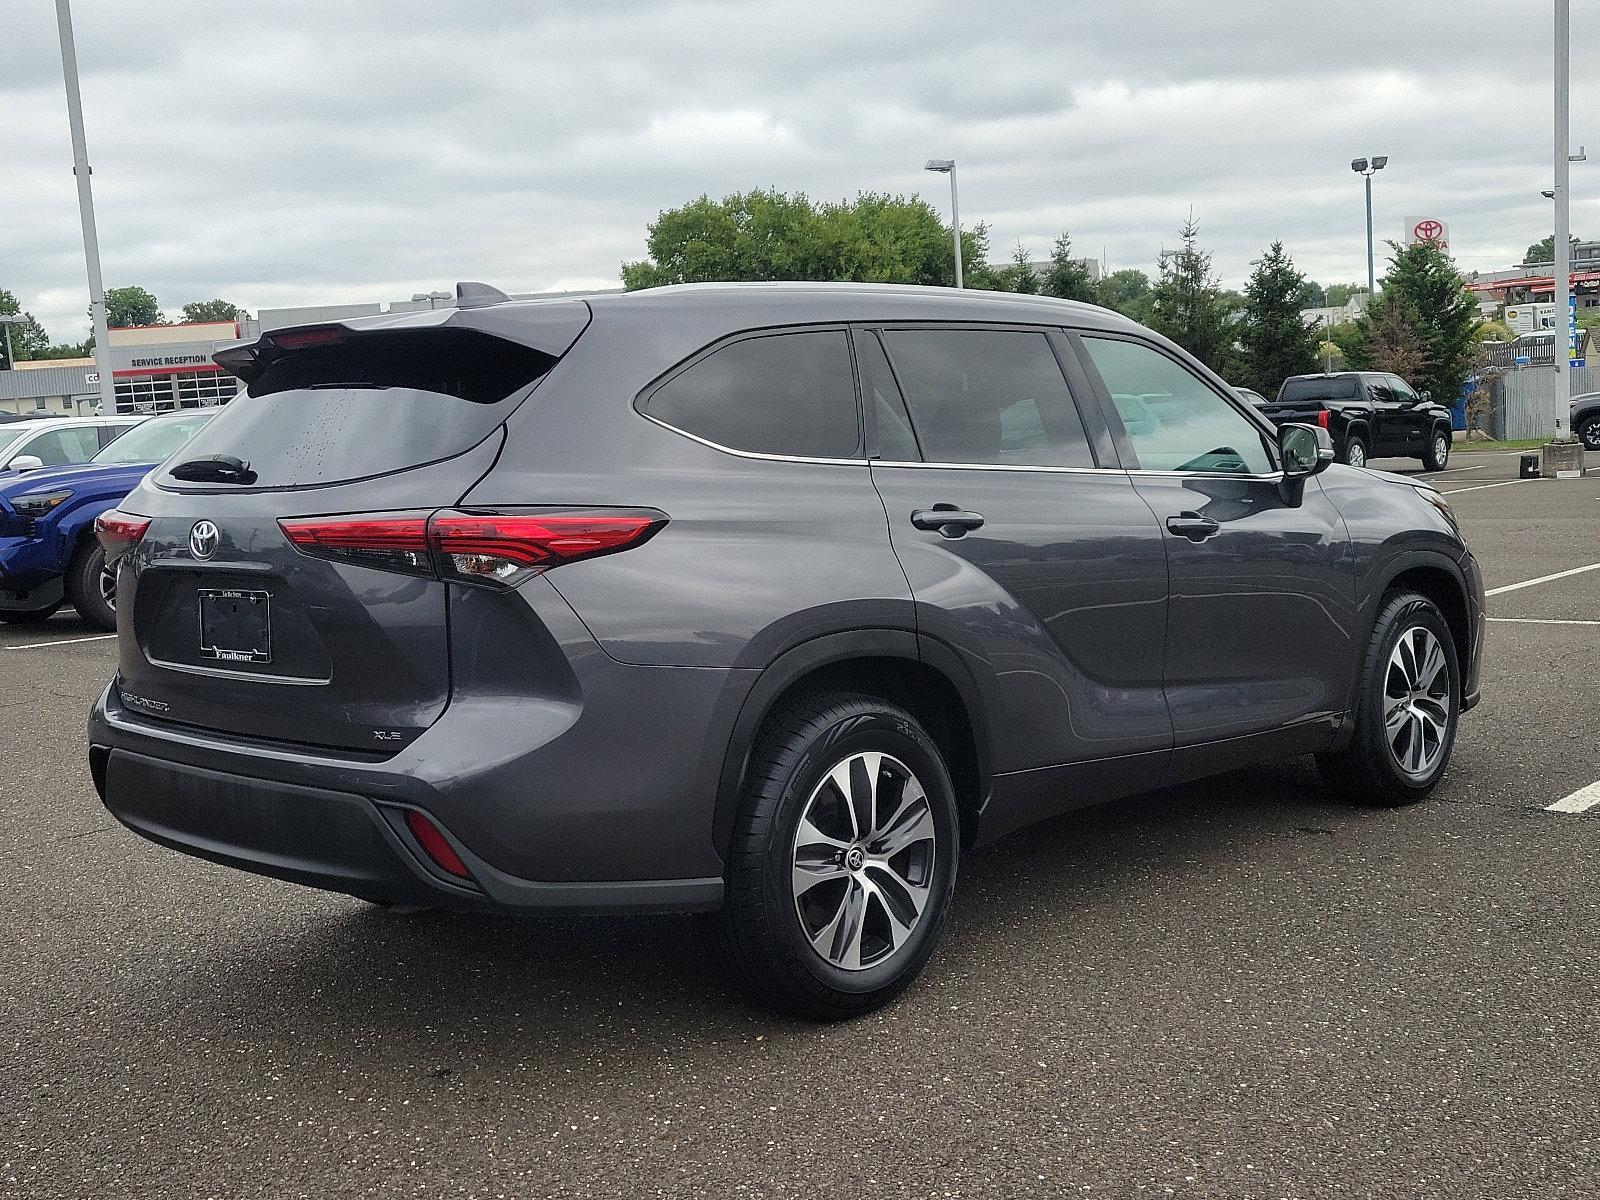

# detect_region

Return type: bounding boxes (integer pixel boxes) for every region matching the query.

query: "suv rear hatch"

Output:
[1260,375,1362,425]
[109,304,588,754]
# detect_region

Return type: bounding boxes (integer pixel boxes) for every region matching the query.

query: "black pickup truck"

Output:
[1261,371,1455,470]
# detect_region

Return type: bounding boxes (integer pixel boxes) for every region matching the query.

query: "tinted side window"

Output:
[1367,376,1395,404]
[880,329,1093,467]
[1388,375,1419,403]
[855,330,921,461]
[1081,337,1274,475]
[646,330,860,459]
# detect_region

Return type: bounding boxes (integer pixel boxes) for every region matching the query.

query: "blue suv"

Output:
[0,409,217,628]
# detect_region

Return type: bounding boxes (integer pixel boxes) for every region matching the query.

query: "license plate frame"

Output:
[198,588,272,664]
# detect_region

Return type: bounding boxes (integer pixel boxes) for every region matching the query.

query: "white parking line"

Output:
[3,633,117,650]
[1486,617,1600,626]
[1485,561,1600,597]
[1547,782,1600,814]
[1418,464,1486,476]
[1436,478,1544,496]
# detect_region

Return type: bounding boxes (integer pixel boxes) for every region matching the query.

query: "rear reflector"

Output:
[95,509,152,561]
[278,508,665,587]
[403,809,472,880]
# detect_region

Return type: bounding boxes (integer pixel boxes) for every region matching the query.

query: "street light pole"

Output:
[1351,156,1388,298]
[1553,0,1573,440]
[924,159,963,288]
[54,0,116,416]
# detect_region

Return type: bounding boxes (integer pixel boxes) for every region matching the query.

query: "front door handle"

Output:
[1166,513,1220,542]
[912,504,985,538]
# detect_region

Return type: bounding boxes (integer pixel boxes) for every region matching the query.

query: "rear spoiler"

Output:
[213,283,592,387]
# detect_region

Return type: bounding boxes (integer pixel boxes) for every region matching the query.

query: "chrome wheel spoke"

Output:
[791,749,937,972]
[1384,625,1453,780]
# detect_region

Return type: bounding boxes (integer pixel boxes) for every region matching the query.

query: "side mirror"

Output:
[8,455,45,472]
[1279,423,1334,479]
[1418,389,1432,404]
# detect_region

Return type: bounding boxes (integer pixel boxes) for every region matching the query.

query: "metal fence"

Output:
[1492,366,1598,439]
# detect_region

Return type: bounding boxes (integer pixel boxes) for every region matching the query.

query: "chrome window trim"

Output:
[870,458,1113,475]
[637,410,868,467]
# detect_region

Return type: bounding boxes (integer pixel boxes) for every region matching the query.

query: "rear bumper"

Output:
[91,738,724,911]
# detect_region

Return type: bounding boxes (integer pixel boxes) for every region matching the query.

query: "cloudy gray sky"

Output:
[3,0,1595,341]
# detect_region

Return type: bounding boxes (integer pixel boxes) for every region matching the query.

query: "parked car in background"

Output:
[1233,386,1269,407]
[0,414,143,475]
[1261,371,1454,470]
[1572,392,1600,450]
[88,283,1482,1018]
[0,408,217,628]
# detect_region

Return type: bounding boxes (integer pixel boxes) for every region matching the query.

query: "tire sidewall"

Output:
[1345,436,1367,468]
[1426,429,1450,470]
[1581,419,1600,451]
[1359,598,1460,797]
[68,540,116,631]
[758,705,959,999]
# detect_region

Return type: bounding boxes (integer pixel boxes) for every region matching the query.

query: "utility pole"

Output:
[1553,0,1573,440]
[924,159,963,288]
[55,0,117,416]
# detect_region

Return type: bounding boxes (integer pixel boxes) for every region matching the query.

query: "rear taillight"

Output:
[278,508,666,587]
[95,509,152,562]
[1317,409,1330,430]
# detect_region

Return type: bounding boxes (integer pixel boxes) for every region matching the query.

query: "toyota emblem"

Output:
[189,520,220,560]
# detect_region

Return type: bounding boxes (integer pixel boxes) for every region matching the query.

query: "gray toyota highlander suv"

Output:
[88,282,1484,1018]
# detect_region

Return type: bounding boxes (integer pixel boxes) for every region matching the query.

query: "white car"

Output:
[0,415,144,473]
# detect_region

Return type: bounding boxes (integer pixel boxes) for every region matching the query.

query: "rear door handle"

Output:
[1166,513,1220,542]
[912,505,985,538]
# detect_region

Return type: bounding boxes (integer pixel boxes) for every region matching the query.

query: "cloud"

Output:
[1,0,1591,340]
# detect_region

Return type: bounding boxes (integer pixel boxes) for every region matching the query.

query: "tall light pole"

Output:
[0,314,26,372]
[1553,0,1573,439]
[1350,155,1388,298]
[54,1,116,415]
[924,159,962,288]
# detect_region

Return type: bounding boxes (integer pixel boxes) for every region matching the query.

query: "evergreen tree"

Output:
[1095,268,1153,320]
[1358,241,1477,399]
[1040,231,1097,303]
[0,289,52,365]
[1147,215,1236,374]
[1235,242,1321,395]
[1005,242,1041,294]
[1362,294,1431,382]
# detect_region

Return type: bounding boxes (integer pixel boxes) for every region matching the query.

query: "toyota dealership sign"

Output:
[1405,217,1450,253]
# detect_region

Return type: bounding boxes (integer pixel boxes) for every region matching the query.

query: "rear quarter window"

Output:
[642,329,860,459]
[1277,377,1362,403]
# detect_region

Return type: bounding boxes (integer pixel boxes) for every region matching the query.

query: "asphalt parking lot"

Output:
[3,449,1598,1200]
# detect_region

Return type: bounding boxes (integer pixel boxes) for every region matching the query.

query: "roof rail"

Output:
[455,281,511,309]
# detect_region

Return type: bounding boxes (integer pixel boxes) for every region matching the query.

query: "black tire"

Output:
[1422,426,1451,472]
[0,605,60,624]
[713,691,960,1020]
[1342,434,1369,469]
[65,539,116,631]
[1317,590,1460,806]
[1579,417,1600,452]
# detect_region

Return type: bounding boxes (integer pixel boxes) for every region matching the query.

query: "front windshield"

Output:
[92,410,219,465]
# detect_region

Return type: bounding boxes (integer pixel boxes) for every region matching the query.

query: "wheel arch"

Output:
[712,631,991,860]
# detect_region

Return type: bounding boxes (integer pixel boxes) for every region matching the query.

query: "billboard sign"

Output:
[1405,218,1450,253]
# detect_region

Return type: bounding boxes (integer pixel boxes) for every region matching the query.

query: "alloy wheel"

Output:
[1581,422,1600,451]
[790,751,936,971]
[98,561,117,613]
[1348,442,1366,468]
[1384,626,1452,780]
[1432,435,1449,467]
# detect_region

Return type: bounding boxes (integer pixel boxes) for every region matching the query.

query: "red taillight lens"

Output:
[1317,409,1330,430]
[277,509,665,586]
[429,511,662,585]
[269,326,346,351]
[279,513,433,577]
[403,809,472,880]
[95,509,152,561]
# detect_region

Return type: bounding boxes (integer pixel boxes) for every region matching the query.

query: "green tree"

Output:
[1323,282,1369,308]
[104,285,163,328]
[1003,242,1041,294]
[181,299,245,323]
[622,189,991,290]
[1147,215,1237,374]
[1235,242,1322,395]
[1040,231,1097,304]
[1358,241,1478,400]
[1094,268,1153,320]
[0,288,53,366]
[1295,280,1326,309]
[1522,234,1583,266]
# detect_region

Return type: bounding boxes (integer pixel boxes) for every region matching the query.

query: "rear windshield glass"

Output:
[157,330,554,488]
[1277,376,1361,403]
